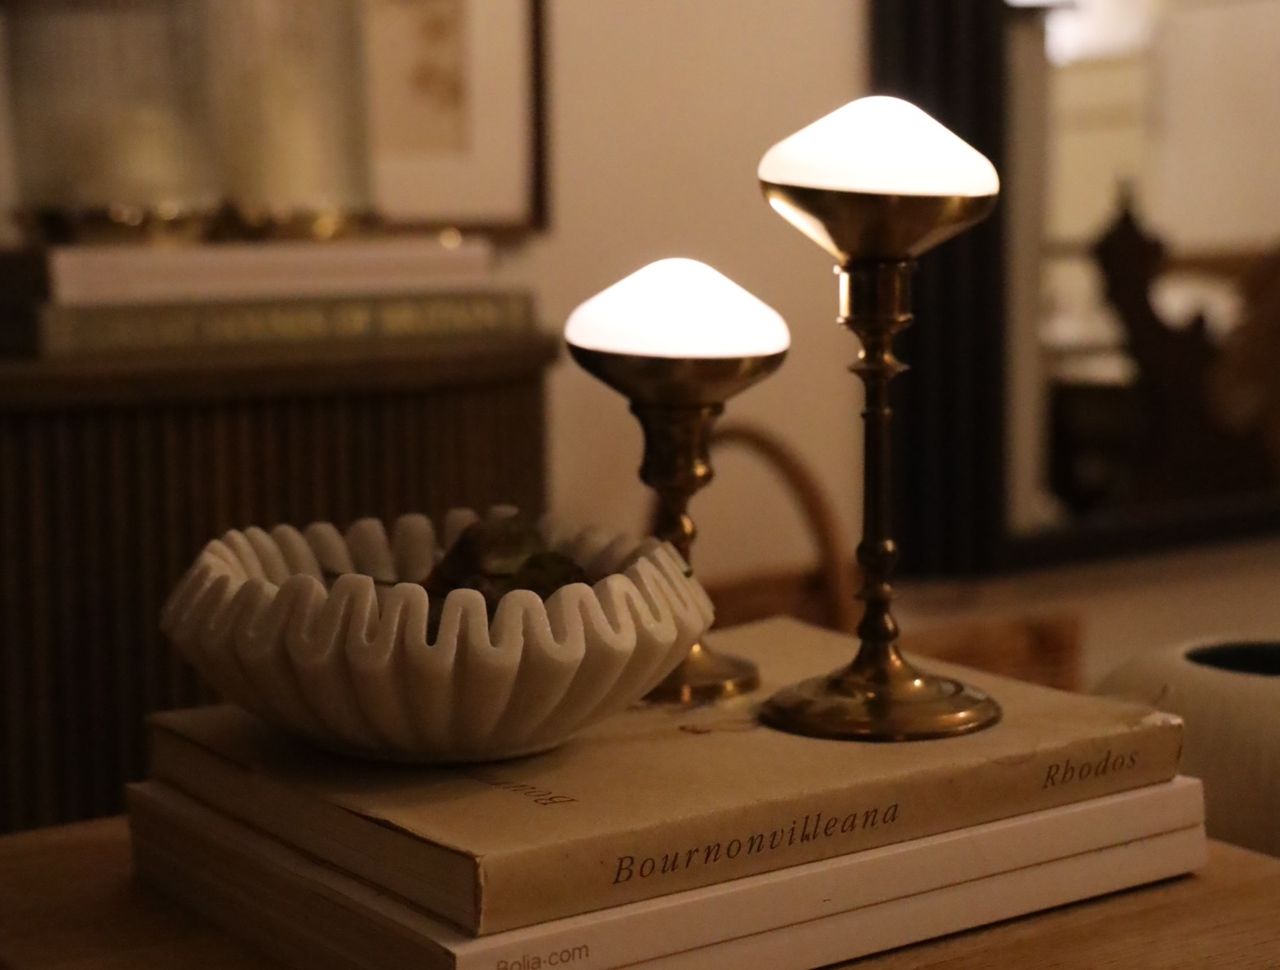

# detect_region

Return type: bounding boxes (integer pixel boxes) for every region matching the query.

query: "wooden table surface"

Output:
[1,820,1278,969]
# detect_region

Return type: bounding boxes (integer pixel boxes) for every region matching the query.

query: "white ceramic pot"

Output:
[161,509,713,763]
[1097,640,1280,856]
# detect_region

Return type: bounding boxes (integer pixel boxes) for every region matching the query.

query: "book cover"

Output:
[127,780,1207,970]
[148,617,1185,935]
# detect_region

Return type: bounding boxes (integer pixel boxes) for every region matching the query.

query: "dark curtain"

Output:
[870,0,1009,575]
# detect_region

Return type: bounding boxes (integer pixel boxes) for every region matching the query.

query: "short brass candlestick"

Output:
[565,258,790,706]
[757,96,1003,740]
[569,347,786,704]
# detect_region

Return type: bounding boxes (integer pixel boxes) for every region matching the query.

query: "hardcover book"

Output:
[2,290,533,357]
[128,779,1207,970]
[0,236,494,307]
[147,617,1185,935]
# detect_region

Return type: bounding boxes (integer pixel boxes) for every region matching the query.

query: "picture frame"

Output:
[360,0,546,232]
[0,0,547,242]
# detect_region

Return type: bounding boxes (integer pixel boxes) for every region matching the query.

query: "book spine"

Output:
[478,715,1185,932]
[127,781,1206,970]
[36,292,531,356]
[150,713,1185,936]
[50,238,495,306]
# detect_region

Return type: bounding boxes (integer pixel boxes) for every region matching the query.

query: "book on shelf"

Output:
[0,235,494,307]
[0,290,534,357]
[127,778,1207,970]
[146,616,1185,936]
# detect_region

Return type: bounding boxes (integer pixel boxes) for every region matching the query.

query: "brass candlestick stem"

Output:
[567,346,786,705]
[759,260,1000,740]
[633,402,720,561]
[633,401,760,704]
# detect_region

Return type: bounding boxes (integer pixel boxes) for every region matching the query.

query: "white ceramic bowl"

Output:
[161,508,713,762]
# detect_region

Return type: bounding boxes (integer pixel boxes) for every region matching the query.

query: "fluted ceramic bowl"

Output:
[161,508,713,763]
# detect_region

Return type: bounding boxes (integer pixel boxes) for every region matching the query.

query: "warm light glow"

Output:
[758,96,999,198]
[564,258,790,359]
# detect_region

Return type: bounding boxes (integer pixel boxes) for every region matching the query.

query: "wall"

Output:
[497,0,868,584]
[1150,0,1280,250]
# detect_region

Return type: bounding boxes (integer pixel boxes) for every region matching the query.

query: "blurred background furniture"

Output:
[0,332,556,833]
[874,0,1280,575]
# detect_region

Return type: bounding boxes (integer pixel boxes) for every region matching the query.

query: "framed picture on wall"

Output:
[360,0,546,231]
[1,0,546,243]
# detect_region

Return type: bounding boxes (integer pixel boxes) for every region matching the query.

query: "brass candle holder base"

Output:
[645,641,760,705]
[761,663,1000,741]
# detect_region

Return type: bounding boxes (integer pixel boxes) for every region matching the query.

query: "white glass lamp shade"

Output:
[564,258,789,360]
[758,96,999,198]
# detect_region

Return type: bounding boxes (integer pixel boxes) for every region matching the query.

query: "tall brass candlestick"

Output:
[757,96,1003,740]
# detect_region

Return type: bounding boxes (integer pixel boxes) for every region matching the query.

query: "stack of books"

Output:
[0,236,532,357]
[129,617,1205,970]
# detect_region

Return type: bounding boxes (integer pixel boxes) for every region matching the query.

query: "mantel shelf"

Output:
[0,331,562,411]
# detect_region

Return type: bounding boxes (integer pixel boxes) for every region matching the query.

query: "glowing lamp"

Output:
[757,96,1003,741]
[566,258,788,704]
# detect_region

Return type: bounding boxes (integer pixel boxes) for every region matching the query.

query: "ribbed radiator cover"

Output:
[1,351,548,832]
